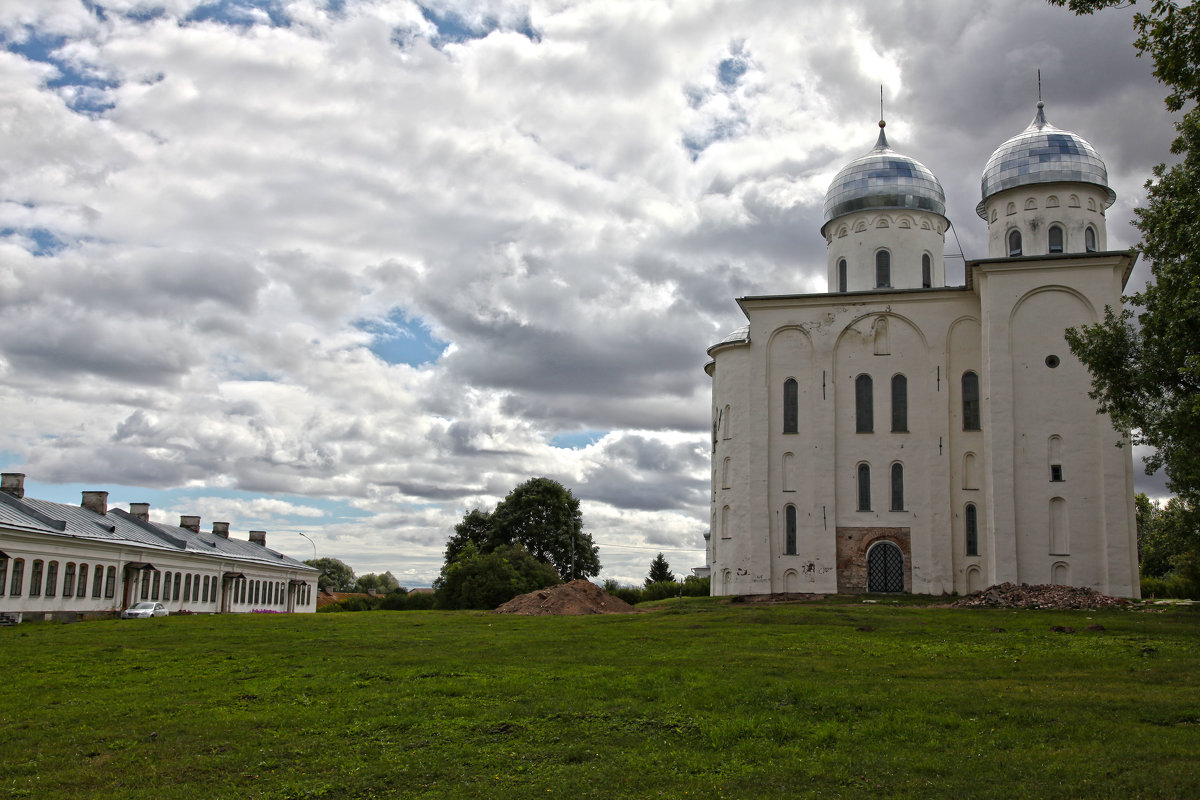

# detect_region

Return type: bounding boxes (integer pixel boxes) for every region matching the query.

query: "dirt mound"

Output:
[952,582,1129,610]
[495,579,638,615]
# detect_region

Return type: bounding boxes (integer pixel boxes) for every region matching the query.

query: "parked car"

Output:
[121,602,168,619]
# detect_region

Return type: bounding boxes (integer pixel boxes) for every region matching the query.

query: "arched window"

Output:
[783,378,798,434]
[837,258,847,292]
[0,556,6,596]
[77,563,88,599]
[1050,497,1069,555]
[1008,229,1022,256]
[151,570,161,601]
[1048,224,1064,253]
[92,565,103,598]
[10,559,24,596]
[184,574,192,602]
[965,504,979,556]
[45,561,58,598]
[63,562,76,599]
[962,371,981,431]
[785,505,797,555]
[104,566,116,598]
[29,559,44,597]
[173,572,181,601]
[857,463,871,511]
[921,253,932,288]
[1085,226,1097,252]
[890,463,905,511]
[140,569,150,600]
[875,250,891,288]
[855,374,873,433]
[891,374,908,432]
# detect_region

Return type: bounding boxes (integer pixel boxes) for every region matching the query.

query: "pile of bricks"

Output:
[952,582,1129,610]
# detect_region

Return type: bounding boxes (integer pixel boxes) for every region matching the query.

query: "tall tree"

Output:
[444,508,494,565]
[303,557,356,591]
[1050,0,1200,504]
[646,552,674,586]
[354,571,401,594]
[489,478,600,581]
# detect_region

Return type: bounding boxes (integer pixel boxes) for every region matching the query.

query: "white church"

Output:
[704,100,1140,598]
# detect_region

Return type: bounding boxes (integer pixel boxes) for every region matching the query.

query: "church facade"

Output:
[704,102,1140,598]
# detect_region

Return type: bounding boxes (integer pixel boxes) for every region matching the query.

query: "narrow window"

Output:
[721,456,731,489]
[875,250,891,288]
[782,452,796,492]
[140,570,150,600]
[163,571,171,601]
[1048,225,1064,253]
[63,563,76,599]
[29,560,44,597]
[855,374,873,433]
[837,258,848,292]
[962,371,981,431]
[1050,497,1070,555]
[202,575,209,603]
[1008,229,1022,257]
[92,565,103,598]
[173,572,181,601]
[76,564,88,599]
[921,253,932,288]
[783,378,798,434]
[45,561,58,598]
[857,463,871,511]
[890,463,904,511]
[1050,464,1064,482]
[891,374,908,432]
[240,579,248,605]
[1085,226,1097,252]
[0,557,7,595]
[151,571,161,601]
[785,505,797,555]
[105,566,116,598]
[965,504,979,556]
[184,574,192,602]
[10,559,24,596]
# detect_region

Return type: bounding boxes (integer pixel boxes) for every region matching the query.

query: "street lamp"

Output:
[277,530,317,561]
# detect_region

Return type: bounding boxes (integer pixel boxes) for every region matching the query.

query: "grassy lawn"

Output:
[1,598,1197,799]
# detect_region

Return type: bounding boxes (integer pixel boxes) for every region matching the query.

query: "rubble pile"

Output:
[495,579,638,616]
[952,582,1129,610]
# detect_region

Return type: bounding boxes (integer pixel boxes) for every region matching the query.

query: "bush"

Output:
[378,591,437,611]
[434,543,560,610]
[1141,572,1200,600]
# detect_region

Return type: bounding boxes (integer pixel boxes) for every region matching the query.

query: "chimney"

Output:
[180,515,201,533]
[129,503,150,522]
[249,530,267,547]
[1,473,25,499]
[81,491,109,515]
[212,522,230,539]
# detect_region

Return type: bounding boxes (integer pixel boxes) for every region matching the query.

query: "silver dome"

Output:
[976,102,1115,218]
[822,123,946,230]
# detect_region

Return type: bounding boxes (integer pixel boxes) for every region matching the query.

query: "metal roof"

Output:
[823,123,946,227]
[977,101,1115,217]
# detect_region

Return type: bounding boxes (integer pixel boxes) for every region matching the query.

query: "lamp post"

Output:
[278,530,317,561]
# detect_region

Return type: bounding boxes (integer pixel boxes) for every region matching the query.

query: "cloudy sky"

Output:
[0,0,1177,587]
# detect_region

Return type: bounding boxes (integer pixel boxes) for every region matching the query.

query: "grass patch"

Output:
[1,600,1198,798]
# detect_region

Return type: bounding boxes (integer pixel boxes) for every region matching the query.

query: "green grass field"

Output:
[2,598,1197,799]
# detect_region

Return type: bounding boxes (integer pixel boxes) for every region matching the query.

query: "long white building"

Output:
[704,102,1140,598]
[0,473,318,623]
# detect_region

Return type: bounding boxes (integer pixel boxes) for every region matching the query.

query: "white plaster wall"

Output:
[981,184,1108,258]
[825,210,948,292]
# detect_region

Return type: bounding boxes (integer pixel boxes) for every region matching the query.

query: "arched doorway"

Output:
[867,541,904,593]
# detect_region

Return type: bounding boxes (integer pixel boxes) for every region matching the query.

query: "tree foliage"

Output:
[646,553,674,586]
[304,557,356,591]
[354,571,401,594]
[1136,492,1200,584]
[433,543,560,610]
[1050,0,1200,504]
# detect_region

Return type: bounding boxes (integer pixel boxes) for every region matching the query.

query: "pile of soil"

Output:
[495,579,637,616]
[952,582,1129,610]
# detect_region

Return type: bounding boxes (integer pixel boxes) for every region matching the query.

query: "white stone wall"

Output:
[824,209,948,292]
[980,184,1108,259]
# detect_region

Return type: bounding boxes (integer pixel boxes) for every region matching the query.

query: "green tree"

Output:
[1050,0,1200,504]
[444,508,494,565]
[304,557,356,591]
[433,543,560,610]
[1136,492,1200,579]
[646,552,674,586]
[354,571,401,594]
[488,478,600,581]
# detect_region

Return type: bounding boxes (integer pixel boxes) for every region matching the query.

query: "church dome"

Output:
[822,122,946,232]
[976,101,1115,218]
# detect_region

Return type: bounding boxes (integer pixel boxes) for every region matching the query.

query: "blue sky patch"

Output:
[185,0,292,29]
[355,309,448,367]
[550,430,608,450]
[718,57,748,88]
[1,227,67,257]
[2,27,118,115]
[417,6,539,46]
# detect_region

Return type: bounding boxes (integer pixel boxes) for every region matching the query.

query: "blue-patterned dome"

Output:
[976,101,1115,218]
[822,123,946,231]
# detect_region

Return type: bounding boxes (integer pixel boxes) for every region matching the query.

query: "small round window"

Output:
[1045,355,1060,368]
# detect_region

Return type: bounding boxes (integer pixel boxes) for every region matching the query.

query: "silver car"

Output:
[121,602,169,619]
